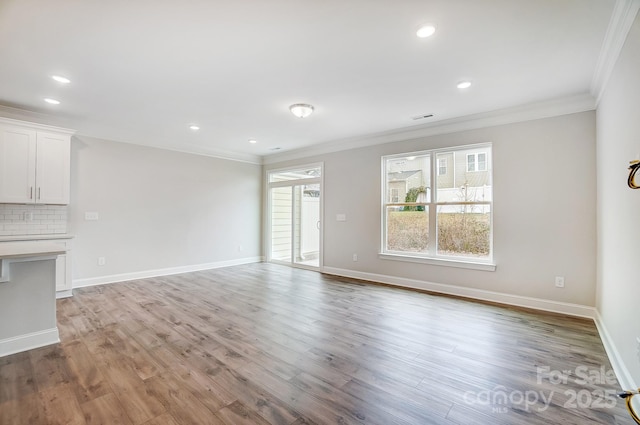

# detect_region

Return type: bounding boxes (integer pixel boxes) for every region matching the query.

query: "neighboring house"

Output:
[388,170,424,203]
[387,147,492,210]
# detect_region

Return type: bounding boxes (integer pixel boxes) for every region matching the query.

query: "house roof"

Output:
[388,171,421,182]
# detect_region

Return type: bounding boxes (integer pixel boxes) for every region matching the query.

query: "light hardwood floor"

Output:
[0,263,634,424]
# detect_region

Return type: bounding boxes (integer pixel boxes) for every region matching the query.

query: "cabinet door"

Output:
[36,132,70,204]
[0,125,37,203]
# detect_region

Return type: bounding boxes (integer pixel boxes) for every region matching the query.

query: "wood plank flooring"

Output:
[0,263,634,424]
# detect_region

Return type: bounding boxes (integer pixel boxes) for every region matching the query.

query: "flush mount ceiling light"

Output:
[51,75,70,84]
[189,124,200,131]
[44,98,60,105]
[289,103,314,118]
[416,24,436,38]
[457,81,472,89]
[248,139,257,144]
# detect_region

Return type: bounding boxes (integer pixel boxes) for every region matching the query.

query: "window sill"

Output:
[379,252,496,271]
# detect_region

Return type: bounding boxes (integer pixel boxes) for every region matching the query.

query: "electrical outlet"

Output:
[352,254,358,262]
[555,276,565,288]
[24,212,33,221]
[97,257,106,266]
[238,244,243,252]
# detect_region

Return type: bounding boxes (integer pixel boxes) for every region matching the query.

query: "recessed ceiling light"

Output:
[248,139,257,144]
[289,103,314,118]
[457,81,472,89]
[52,75,70,84]
[416,25,436,38]
[189,125,200,131]
[44,98,60,105]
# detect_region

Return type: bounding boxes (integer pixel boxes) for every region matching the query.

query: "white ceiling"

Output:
[0,0,616,162]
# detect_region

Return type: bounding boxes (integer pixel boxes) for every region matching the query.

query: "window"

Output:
[390,188,399,203]
[438,158,447,175]
[382,144,493,269]
[467,153,487,172]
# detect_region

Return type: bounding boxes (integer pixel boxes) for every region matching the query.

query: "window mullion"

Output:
[429,154,437,256]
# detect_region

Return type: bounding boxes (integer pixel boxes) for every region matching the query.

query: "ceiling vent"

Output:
[411,114,434,121]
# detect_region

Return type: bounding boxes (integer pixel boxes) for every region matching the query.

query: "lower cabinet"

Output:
[52,240,72,297]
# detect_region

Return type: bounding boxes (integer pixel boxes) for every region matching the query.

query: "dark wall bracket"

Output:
[628,160,640,189]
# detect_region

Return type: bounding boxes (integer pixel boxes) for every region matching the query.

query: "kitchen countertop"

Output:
[0,241,67,259]
[0,234,74,242]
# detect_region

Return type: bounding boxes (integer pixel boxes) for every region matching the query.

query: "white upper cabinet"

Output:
[35,132,71,204]
[0,118,74,205]
[0,125,37,203]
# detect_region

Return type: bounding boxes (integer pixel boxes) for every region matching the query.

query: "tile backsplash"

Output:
[0,204,68,236]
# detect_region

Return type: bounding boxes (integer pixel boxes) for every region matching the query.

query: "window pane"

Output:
[269,166,321,183]
[437,204,491,258]
[386,206,429,252]
[386,154,430,203]
[438,158,447,175]
[443,148,491,202]
[436,153,454,197]
[478,153,487,171]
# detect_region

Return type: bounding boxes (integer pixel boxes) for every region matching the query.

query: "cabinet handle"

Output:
[38,187,41,200]
[29,186,33,199]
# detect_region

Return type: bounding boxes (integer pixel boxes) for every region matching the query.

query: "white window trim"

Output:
[379,252,496,271]
[381,143,494,270]
[265,162,324,271]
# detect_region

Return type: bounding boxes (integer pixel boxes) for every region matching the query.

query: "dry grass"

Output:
[438,212,490,256]
[387,211,490,256]
[387,211,428,252]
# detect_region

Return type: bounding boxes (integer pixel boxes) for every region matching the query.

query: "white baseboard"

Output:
[56,289,73,299]
[0,328,60,357]
[594,311,638,390]
[72,256,264,289]
[322,266,596,319]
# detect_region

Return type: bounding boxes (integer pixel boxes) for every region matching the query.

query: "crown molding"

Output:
[0,116,75,135]
[0,104,77,130]
[591,0,640,104]
[141,142,263,165]
[0,104,262,165]
[262,93,596,165]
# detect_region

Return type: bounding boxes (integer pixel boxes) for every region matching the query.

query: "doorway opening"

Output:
[267,164,322,270]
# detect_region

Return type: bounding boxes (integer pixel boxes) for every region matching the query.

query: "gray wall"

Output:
[596,12,640,387]
[266,111,597,306]
[69,136,262,282]
[0,259,56,340]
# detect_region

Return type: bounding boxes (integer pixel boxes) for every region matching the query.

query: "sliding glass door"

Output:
[268,164,322,270]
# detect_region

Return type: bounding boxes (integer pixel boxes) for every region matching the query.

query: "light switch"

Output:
[85,212,99,221]
[336,214,346,222]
